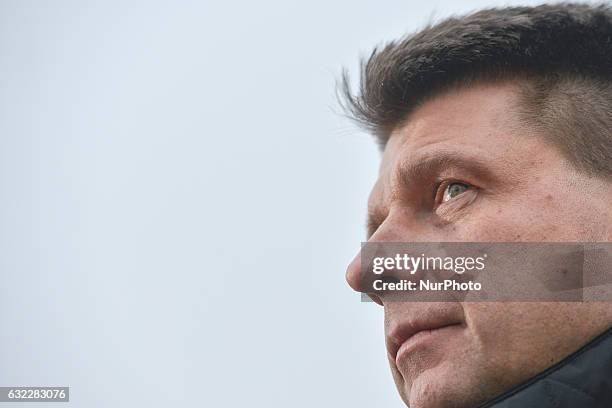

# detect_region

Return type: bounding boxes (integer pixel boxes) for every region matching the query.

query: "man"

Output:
[342,4,612,408]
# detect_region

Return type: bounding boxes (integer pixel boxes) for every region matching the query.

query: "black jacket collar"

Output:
[478,327,612,408]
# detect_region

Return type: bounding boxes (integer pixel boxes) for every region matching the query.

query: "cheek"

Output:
[452,193,599,241]
[465,304,537,340]
[450,208,540,241]
[460,304,555,377]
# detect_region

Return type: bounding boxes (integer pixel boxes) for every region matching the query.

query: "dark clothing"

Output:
[479,327,612,408]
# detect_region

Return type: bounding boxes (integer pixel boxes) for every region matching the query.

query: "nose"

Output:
[346,209,408,294]
[345,207,430,302]
[346,250,384,305]
[345,251,363,293]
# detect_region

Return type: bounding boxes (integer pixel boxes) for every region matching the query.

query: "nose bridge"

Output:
[373,203,422,242]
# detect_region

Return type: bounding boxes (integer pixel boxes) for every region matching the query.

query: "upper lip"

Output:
[385,313,462,361]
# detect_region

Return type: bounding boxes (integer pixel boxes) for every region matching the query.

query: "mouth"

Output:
[386,317,464,366]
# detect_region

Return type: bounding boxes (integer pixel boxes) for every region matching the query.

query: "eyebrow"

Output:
[366,150,492,238]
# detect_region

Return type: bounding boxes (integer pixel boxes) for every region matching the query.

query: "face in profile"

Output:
[346,82,612,408]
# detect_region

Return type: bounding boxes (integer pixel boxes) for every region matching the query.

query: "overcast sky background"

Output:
[0,0,569,406]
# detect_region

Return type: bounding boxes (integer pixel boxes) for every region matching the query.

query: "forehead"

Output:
[371,82,528,202]
[382,83,523,170]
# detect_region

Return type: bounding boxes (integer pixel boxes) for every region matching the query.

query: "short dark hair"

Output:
[339,3,612,178]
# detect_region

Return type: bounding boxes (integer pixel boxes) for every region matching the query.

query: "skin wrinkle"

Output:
[346,82,612,408]
[368,151,501,238]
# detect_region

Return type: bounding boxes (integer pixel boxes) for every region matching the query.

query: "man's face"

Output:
[346,83,612,408]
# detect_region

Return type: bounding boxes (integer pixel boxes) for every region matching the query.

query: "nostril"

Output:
[367,293,384,306]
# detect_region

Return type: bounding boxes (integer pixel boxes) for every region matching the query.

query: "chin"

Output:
[398,362,488,408]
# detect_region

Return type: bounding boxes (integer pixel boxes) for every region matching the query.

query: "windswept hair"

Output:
[339,3,612,177]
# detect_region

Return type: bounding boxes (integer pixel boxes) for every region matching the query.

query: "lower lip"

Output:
[395,324,463,366]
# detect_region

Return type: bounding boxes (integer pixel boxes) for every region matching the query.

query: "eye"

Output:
[441,182,470,203]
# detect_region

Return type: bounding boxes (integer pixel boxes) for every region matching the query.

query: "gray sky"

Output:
[0,0,567,406]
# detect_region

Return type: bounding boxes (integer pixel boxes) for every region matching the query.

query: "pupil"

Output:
[450,184,466,197]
